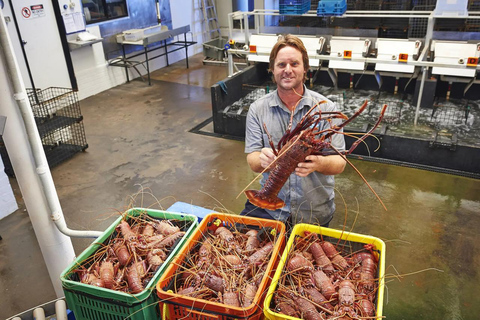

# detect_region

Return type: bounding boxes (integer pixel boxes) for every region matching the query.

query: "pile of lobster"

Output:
[272,231,379,319]
[70,213,188,294]
[171,223,278,308]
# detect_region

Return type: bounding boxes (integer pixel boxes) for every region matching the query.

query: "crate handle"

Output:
[182,307,220,319]
[62,286,148,308]
[162,297,263,319]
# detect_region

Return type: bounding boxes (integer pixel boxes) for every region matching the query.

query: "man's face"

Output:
[272,46,306,92]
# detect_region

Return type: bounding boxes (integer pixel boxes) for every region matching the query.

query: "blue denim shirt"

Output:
[245,86,346,225]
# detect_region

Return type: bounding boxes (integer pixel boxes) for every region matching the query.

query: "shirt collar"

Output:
[268,84,313,114]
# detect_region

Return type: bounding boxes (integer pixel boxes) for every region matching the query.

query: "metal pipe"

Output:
[228,12,234,41]
[227,48,480,70]
[247,8,480,19]
[228,51,234,76]
[0,9,73,298]
[414,67,428,126]
[156,0,161,24]
[0,5,102,241]
[7,0,38,104]
[32,308,46,320]
[243,12,250,45]
[0,7,102,240]
[55,300,68,320]
[425,14,435,47]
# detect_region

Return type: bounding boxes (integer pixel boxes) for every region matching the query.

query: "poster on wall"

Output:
[60,0,86,34]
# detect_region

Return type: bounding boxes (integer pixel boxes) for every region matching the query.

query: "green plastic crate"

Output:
[61,208,198,320]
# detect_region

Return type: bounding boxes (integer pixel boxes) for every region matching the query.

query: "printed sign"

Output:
[21,7,31,19]
[343,50,352,59]
[398,53,409,62]
[22,4,45,19]
[466,57,479,67]
[31,4,45,18]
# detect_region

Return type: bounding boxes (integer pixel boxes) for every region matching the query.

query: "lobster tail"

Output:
[245,190,285,210]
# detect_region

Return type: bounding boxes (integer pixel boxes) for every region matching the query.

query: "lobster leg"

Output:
[263,123,279,157]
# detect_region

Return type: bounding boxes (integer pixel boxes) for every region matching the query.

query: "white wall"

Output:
[0,157,18,220]
[4,0,207,101]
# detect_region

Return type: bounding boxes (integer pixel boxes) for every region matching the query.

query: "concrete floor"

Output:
[1,54,480,319]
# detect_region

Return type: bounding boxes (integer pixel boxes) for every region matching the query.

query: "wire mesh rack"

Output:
[426,103,468,129]
[465,0,480,32]
[353,0,383,10]
[28,87,88,168]
[41,122,88,168]
[223,84,271,116]
[0,87,88,177]
[408,4,435,38]
[377,99,405,125]
[469,0,480,10]
[27,87,84,136]
[382,0,412,10]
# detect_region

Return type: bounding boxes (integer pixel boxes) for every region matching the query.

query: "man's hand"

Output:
[247,148,277,173]
[295,155,322,177]
[259,148,276,170]
[295,154,346,177]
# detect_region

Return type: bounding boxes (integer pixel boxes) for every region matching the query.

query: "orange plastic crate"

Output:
[156,213,286,320]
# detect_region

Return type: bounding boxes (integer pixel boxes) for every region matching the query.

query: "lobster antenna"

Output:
[342,131,382,154]
[320,130,379,157]
[332,145,388,211]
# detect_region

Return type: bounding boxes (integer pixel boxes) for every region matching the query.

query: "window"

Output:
[82,0,128,24]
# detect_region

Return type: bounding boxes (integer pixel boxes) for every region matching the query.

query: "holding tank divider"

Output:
[206,62,480,177]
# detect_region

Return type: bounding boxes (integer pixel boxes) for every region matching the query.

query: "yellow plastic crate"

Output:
[264,223,386,320]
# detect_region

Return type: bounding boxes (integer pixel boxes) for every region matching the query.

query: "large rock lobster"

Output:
[244,100,387,211]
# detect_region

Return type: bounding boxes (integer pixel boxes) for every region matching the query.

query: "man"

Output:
[241,34,346,227]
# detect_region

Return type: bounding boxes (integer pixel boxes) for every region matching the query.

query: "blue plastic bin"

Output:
[166,201,216,222]
[279,0,311,15]
[317,0,347,16]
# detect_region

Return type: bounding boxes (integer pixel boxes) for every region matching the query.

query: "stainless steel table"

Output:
[112,25,196,85]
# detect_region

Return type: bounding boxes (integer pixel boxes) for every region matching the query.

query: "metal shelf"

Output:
[36,115,83,138]
[68,38,103,50]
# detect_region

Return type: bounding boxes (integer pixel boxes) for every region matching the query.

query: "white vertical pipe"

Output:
[32,308,46,320]
[243,12,250,45]
[228,12,234,40]
[414,67,427,126]
[1,9,82,297]
[0,8,101,238]
[55,300,68,320]
[228,51,234,76]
